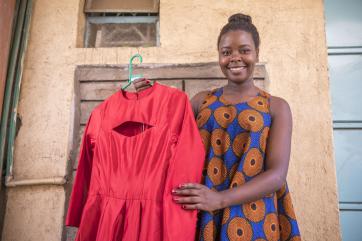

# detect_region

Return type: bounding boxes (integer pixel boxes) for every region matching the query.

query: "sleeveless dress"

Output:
[197,87,301,241]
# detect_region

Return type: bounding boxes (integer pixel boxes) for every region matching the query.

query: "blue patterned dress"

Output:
[197,87,301,241]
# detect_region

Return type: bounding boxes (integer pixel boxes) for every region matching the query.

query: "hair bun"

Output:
[228,13,252,24]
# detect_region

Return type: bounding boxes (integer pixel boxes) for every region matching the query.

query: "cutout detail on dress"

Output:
[113,121,153,137]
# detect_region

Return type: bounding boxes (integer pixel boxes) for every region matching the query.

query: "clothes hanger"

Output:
[121,54,152,133]
[122,53,153,90]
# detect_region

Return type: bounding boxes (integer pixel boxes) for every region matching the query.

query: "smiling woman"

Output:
[175,13,301,241]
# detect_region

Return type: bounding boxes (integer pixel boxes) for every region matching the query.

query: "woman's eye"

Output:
[222,51,231,56]
[240,49,251,54]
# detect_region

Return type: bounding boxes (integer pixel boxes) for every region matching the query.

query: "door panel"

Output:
[333,129,362,202]
[325,0,362,46]
[329,55,362,121]
[339,210,362,241]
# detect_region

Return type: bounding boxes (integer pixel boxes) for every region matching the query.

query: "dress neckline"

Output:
[119,81,159,101]
[219,87,262,105]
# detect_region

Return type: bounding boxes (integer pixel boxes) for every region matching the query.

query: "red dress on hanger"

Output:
[66,82,205,241]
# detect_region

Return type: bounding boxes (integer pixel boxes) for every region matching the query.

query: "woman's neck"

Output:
[224,78,257,95]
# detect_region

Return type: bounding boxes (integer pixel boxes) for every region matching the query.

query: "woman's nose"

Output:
[230,54,241,62]
[231,53,241,61]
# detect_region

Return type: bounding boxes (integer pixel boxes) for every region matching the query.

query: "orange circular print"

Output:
[229,163,238,180]
[283,193,297,220]
[290,236,302,241]
[207,157,227,185]
[197,108,212,127]
[211,128,231,155]
[200,94,218,109]
[214,106,237,128]
[227,217,253,241]
[199,129,211,152]
[248,96,269,113]
[273,194,278,213]
[277,183,287,199]
[243,148,263,177]
[219,94,231,105]
[232,132,251,157]
[222,207,231,225]
[279,214,292,241]
[263,213,280,241]
[203,220,216,241]
[230,171,245,188]
[242,199,266,222]
[238,109,264,132]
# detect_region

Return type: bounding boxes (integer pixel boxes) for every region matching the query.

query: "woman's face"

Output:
[218,30,258,84]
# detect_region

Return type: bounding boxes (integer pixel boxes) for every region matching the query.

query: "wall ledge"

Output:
[5,176,67,187]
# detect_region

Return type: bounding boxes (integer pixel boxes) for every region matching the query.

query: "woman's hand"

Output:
[132,78,152,92]
[172,183,225,212]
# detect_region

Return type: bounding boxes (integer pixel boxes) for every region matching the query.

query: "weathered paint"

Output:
[2,186,65,240]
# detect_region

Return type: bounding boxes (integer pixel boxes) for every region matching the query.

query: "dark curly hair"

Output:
[217,13,260,49]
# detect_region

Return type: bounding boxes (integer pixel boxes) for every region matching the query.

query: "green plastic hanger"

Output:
[122,54,145,90]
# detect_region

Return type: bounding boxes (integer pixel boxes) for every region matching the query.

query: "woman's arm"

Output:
[172,96,293,211]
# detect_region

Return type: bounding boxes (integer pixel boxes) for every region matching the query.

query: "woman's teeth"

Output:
[229,66,246,73]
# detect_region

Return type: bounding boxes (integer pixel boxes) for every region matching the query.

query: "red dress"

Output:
[66,82,205,241]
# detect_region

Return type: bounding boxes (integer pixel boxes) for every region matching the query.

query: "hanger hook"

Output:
[122,54,144,90]
[129,54,143,82]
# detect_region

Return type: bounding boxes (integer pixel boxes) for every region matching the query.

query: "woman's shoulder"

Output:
[191,90,210,103]
[255,87,290,115]
[190,90,215,116]
[269,94,292,118]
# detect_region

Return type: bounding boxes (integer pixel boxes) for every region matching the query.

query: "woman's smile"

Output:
[227,65,247,74]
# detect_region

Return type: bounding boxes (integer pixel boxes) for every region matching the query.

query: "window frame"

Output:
[84,14,160,47]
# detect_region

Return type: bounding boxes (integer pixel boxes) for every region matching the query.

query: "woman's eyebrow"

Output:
[239,44,252,48]
[220,44,252,49]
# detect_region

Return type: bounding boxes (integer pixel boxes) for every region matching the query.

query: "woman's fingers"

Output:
[172,188,200,196]
[171,183,213,211]
[132,78,152,92]
[173,196,201,204]
[172,188,203,196]
[179,183,204,190]
[171,183,221,212]
[182,204,201,210]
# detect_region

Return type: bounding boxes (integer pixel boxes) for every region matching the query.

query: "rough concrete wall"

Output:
[2,186,65,240]
[2,0,340,240]
[257,2,341,240]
